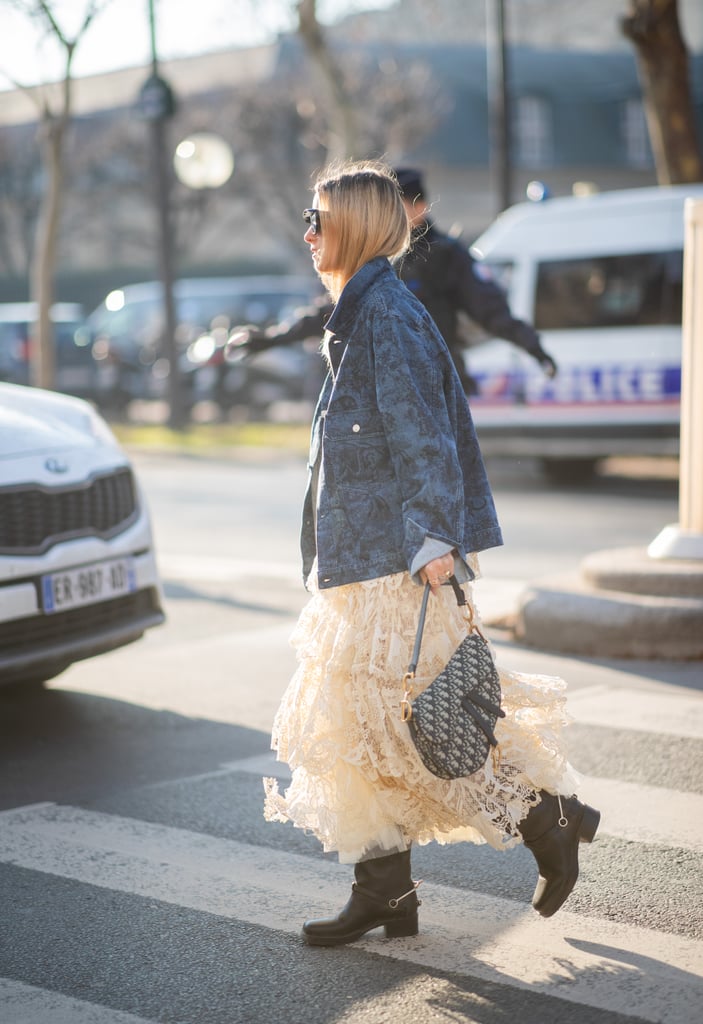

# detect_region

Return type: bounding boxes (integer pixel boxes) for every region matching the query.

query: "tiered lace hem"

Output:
[264,567,576,864]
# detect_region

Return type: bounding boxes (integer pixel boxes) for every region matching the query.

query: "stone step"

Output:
[581,547,703,598]
[513,570,703,660]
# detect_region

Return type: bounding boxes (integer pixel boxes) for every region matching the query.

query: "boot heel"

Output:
[578,805,600,843]
[384,913,418,939]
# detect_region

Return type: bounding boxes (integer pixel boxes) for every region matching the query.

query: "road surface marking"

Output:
[221,752,703,853]
[158,554,301,583]
[577,775,703,851]
[0,803,700,1024]
[566,685,703,739]
[0,979,153,1024]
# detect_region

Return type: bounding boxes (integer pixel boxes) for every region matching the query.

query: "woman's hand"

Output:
[420,553,455,594]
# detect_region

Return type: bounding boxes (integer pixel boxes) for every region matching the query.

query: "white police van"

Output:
[468,184,703,480]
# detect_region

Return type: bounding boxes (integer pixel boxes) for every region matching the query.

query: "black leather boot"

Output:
[302,849,420,946]
[518,791,600,918]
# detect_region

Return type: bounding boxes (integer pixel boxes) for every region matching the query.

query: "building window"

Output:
[514,95,552,167]
[622,98,651,168]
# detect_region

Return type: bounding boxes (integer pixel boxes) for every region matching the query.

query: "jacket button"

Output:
[352,423,360,432]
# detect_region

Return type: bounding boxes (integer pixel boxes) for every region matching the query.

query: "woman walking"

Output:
[264,160,599,946]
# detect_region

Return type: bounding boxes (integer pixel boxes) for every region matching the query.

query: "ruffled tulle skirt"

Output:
[264,565,576,864]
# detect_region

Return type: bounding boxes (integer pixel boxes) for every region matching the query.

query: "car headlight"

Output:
[187,334,217,365]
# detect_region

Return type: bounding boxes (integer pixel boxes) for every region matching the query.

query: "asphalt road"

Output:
[1,452,701,1024]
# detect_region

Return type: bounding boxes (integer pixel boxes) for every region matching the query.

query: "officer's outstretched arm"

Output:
[226,300,333,360]
[453,245,558,376]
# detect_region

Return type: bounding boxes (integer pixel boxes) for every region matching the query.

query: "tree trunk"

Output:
[31,112,65,389]
[296,0,360,162]
[622,0,703,184]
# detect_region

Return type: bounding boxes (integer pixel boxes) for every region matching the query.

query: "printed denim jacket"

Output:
[301,257,503,590]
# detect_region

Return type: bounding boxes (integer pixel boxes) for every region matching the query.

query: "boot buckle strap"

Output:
[557,794,568,828]
[388,879,423,910]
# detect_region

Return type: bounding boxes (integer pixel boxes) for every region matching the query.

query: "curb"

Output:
[511,547,703,660]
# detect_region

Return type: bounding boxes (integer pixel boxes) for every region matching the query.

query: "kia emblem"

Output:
[45,457,69,474]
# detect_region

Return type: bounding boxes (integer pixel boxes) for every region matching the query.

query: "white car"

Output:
[0,383,164,688]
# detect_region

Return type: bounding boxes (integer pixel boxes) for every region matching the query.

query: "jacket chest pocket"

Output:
[324,406,393,485]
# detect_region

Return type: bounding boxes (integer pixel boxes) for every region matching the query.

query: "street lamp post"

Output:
[486,0,512,214]
[138,0,183,429]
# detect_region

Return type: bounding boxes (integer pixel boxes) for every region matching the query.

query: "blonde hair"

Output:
[314,160,410,300]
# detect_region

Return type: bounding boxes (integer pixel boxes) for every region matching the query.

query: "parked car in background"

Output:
[0,302,95,400]
[87,275,320,414]
[0,384,165,689]
[468,184,702,480]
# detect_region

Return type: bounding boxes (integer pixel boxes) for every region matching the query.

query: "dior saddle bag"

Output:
[400,576,505,780]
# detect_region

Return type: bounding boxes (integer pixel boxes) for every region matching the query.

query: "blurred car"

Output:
[0,383,165,689]
[0,301,95,399]
[87,275,321,413]
[188,320,326,416]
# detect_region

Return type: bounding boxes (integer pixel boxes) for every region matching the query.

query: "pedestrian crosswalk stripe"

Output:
[577,775,703,851]
[0,803,700,1024]
[0,978,153,1024]
[159,553,301,583]
[566,684,703,740]
[218,752,703,853]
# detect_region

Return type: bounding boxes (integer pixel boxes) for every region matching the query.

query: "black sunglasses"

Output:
[302,208,322,235]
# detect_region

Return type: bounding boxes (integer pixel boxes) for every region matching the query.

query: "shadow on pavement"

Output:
[0,685,270,810]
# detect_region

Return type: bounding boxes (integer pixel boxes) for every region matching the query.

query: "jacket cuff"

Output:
[410,538,476,585]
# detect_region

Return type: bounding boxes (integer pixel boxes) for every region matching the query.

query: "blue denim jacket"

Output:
[301,257,503,589]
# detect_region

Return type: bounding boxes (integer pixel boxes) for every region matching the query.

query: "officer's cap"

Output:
[394,167,426,202]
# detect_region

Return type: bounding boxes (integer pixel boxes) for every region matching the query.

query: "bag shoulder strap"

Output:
[407,576,467,676]
[402,576,470,722]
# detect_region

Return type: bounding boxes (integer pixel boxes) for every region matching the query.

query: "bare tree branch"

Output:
[0,0,115,387]
[296,0,360,161]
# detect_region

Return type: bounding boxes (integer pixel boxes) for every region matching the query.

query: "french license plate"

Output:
[41,558,136,614]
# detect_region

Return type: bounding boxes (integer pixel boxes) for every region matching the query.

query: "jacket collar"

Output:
[325,257,391,337]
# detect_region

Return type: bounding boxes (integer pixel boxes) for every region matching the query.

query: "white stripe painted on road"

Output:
[566,685,703,740]
[0,978,153,1024]
[158,554,301,583]
[0,803,701,1024]
[221,751,703,853]
[577,775,703,851]
[142,753,291,793]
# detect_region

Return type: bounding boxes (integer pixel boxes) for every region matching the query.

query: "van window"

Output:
[534,250,683,330]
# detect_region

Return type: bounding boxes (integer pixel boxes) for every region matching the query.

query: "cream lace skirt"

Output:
[264,565,576,864]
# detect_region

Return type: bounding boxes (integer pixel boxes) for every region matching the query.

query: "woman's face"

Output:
[304,191,336,275]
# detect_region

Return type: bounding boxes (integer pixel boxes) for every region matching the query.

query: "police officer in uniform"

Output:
[394,167,557,394]
[228,168,557,397]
